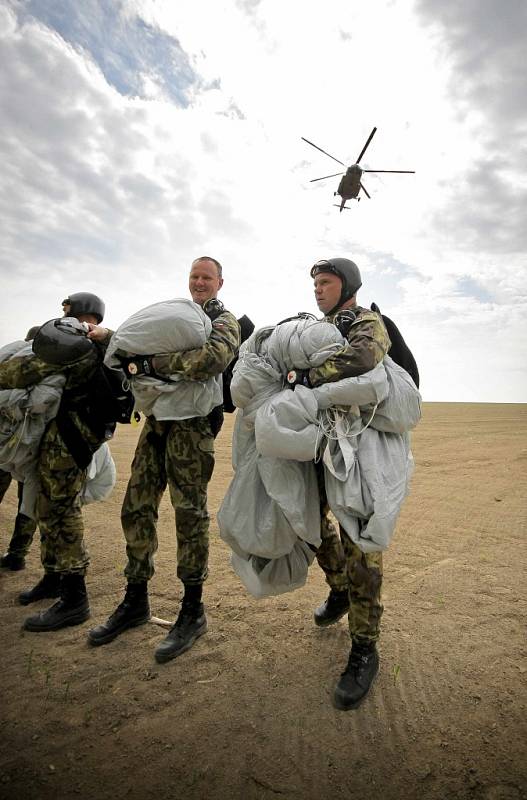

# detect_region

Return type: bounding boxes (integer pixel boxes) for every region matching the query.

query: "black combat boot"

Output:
[87,582,150,646]
[314,588,350,627]
[333,642,380,710]
[0,552,25,571]
[154,594,207,664]
[18,571,61,605]
[23,573,90,632]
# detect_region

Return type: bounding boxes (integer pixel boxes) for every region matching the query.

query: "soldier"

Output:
[0,294,112,630]
[88,256,240,663]
[0,326,41,571]
[292,258,391,710]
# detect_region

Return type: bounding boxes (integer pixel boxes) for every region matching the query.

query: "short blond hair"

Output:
[192,256,223,278]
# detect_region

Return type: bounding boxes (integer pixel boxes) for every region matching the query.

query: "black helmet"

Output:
[310,257,362,314]
[32,318,97,366]
[25,325,41,342]
[62,292,105,323]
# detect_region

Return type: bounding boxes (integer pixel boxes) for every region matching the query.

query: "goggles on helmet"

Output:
[310,260,342,279]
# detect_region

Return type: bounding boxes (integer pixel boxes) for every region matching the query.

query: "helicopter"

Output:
[301,127,415,212]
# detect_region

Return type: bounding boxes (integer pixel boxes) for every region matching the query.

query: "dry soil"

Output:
[0,403,526,800]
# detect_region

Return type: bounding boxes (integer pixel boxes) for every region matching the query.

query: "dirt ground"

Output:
[0,403,526,800]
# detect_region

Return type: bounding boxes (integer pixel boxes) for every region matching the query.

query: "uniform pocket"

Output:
[197,438,215,483]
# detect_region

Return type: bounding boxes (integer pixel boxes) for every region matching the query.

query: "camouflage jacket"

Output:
[0,330,113,391]
[152,310,240,381]
[308,307,390,387]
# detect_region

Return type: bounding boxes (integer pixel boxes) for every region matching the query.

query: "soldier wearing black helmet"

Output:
[301,257,391,711]
[0,292,112,632]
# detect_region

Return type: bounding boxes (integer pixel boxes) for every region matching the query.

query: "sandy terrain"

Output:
[0,403,526,800]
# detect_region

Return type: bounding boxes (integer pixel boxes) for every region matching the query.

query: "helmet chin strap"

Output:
[328,288,354,316]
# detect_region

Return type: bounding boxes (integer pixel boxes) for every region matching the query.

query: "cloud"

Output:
[415,0,527,255]
[0,0,525,401]
[18,0,201,104]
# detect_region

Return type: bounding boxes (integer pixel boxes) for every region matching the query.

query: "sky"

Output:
[0,0,526,402]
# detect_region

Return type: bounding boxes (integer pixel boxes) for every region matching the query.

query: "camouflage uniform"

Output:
[121,309,240,585]
[309,307,390,644]
[0,472,38,558]
[0,340,111,575]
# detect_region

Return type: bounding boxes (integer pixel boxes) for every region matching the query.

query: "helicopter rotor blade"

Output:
[363,169,415,173]
[310,172,344,182]
[355,127,377,165]
[360,182,371,199]
[301,137,346,167]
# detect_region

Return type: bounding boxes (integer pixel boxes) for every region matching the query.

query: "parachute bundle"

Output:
[0,334,116,518]
[105,298,222,421]
[0,340,65,483]
[218,317,421,598]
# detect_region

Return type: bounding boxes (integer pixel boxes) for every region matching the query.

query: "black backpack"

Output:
[371,303,419,388]
[223,314,255,413]
[89,363,136,425]
[56,363,135,469]
[61,362,135,428]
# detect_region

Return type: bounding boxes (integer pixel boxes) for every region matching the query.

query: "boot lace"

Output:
[343,647,374,677]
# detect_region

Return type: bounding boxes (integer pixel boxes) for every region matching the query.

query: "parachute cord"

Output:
[314,403,379,460]
[355,404,378,435]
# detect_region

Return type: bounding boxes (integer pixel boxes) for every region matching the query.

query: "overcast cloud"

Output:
[415,0,527,256]
[0,0,526,402]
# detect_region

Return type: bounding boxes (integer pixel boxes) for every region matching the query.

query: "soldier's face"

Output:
[189,260,223,305]
[314,272,342,314]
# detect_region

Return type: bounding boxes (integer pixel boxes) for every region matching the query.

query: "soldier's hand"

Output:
[285,369,311,389]
[86,323,110,342]
[117,355,156,378]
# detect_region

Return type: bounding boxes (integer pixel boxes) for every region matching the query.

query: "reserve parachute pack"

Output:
[82,362,135,426]
[56,361,135,469]
[370,303,419,388]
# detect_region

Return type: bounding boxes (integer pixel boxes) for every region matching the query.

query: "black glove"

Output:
[117,355,156,378]
[333,309,357,338]
[203,298,225,321]
[285,368,311,389]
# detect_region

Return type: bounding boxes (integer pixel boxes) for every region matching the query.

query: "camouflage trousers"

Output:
[315,463,384,645]
[121,416,215,585]
[37,418,102,575]
[0,469,38,557]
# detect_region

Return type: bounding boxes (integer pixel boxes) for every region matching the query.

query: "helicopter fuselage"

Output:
[337,165,363,200]
[303,127,414,212]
